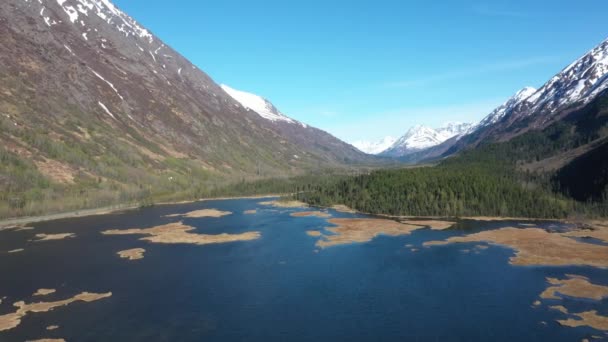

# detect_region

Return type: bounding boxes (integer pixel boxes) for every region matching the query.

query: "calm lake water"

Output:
[0,198,607,341]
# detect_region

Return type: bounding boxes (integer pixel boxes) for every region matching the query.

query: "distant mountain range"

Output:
[380,122,473,157]
[353,36,608,163]
[353,122,472,157]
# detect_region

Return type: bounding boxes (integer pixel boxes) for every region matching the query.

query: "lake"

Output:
[0,197,607,341]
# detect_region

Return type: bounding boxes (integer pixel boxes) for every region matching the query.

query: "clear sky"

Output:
[113,0,608,143]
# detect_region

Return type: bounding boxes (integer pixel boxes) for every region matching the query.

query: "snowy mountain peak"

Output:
[352,136,397,155]
[220,85,304,126]
[476,86,537,128]
[514,87,538,101]
[438,122,475,137]
[381,123,473,157]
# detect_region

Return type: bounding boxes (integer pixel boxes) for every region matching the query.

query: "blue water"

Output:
[0,198,606,341]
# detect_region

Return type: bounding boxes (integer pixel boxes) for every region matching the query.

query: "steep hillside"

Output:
[0,0,375,218]
[448,37,608,155]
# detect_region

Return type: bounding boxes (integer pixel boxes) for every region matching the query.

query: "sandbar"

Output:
[33,233,75,242]
[8,248,24,253]
[423,227,608,268]
[291,211,331,218]
[540,275,608,300]
[314,218,430,248]
[165,209,232,218]
[26,339,65,342]
[244,210,257,215]
[0,291,111,331]
[46,325,59,330]
[260,200,308,208]
[33,289,56,297]
[102,222,260,246]
[117,248,145,260]
[306,230,322,237]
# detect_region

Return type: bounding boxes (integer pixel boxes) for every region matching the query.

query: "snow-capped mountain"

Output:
[220,85,305,127]
[438,122,475,138]
[352,136,397,155]
[527,38,608,114]
[381,123,472,157]
[475,87,537,129]
[460,37,608,147]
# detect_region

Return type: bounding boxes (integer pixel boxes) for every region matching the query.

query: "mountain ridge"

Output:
[380,122,472,157]
[0,0,378,218]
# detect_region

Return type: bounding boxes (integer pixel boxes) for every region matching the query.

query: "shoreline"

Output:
[0,194,283,229]
[1,195,594,229]
[311,203,567,223]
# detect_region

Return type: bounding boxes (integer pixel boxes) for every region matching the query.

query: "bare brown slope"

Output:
[0,0,380,217]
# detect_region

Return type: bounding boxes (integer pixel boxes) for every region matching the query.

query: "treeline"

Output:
[293,93,608,219]
[295,164,577,218]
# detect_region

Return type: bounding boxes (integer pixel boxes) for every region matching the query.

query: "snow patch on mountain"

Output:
[220,84,305,127]
[352,136,396,155]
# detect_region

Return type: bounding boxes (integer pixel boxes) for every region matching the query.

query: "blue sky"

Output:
[113,0,608,142]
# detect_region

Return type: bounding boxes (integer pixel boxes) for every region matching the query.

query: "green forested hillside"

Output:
[294,91,608,219]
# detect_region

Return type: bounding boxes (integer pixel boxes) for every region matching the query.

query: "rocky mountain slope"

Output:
[0,0,376,217]
[220,84,370,165]
[452,37,608,151]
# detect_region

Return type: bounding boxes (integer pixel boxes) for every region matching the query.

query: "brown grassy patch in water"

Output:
[540,275,608,300]
[33,289,56,297]
[549,305,569,314]
[117,248,145,260]
[563,222,608,243]
[102,222,260,246]
[33,233,75,242]
[330,205,357,213]
[306,230,322,237]
[400,220,455,230]
[165,209,232,218]
[0,225,33,232]
[314,218,430,248]
[557,310,608,331]
[260,200,308,208]
[0,292,111,331]
[291,211,331,218]
[423,227,608,268]
[244,210,257,215]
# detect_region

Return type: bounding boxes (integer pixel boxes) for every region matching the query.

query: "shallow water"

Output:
[0,198,606,341]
